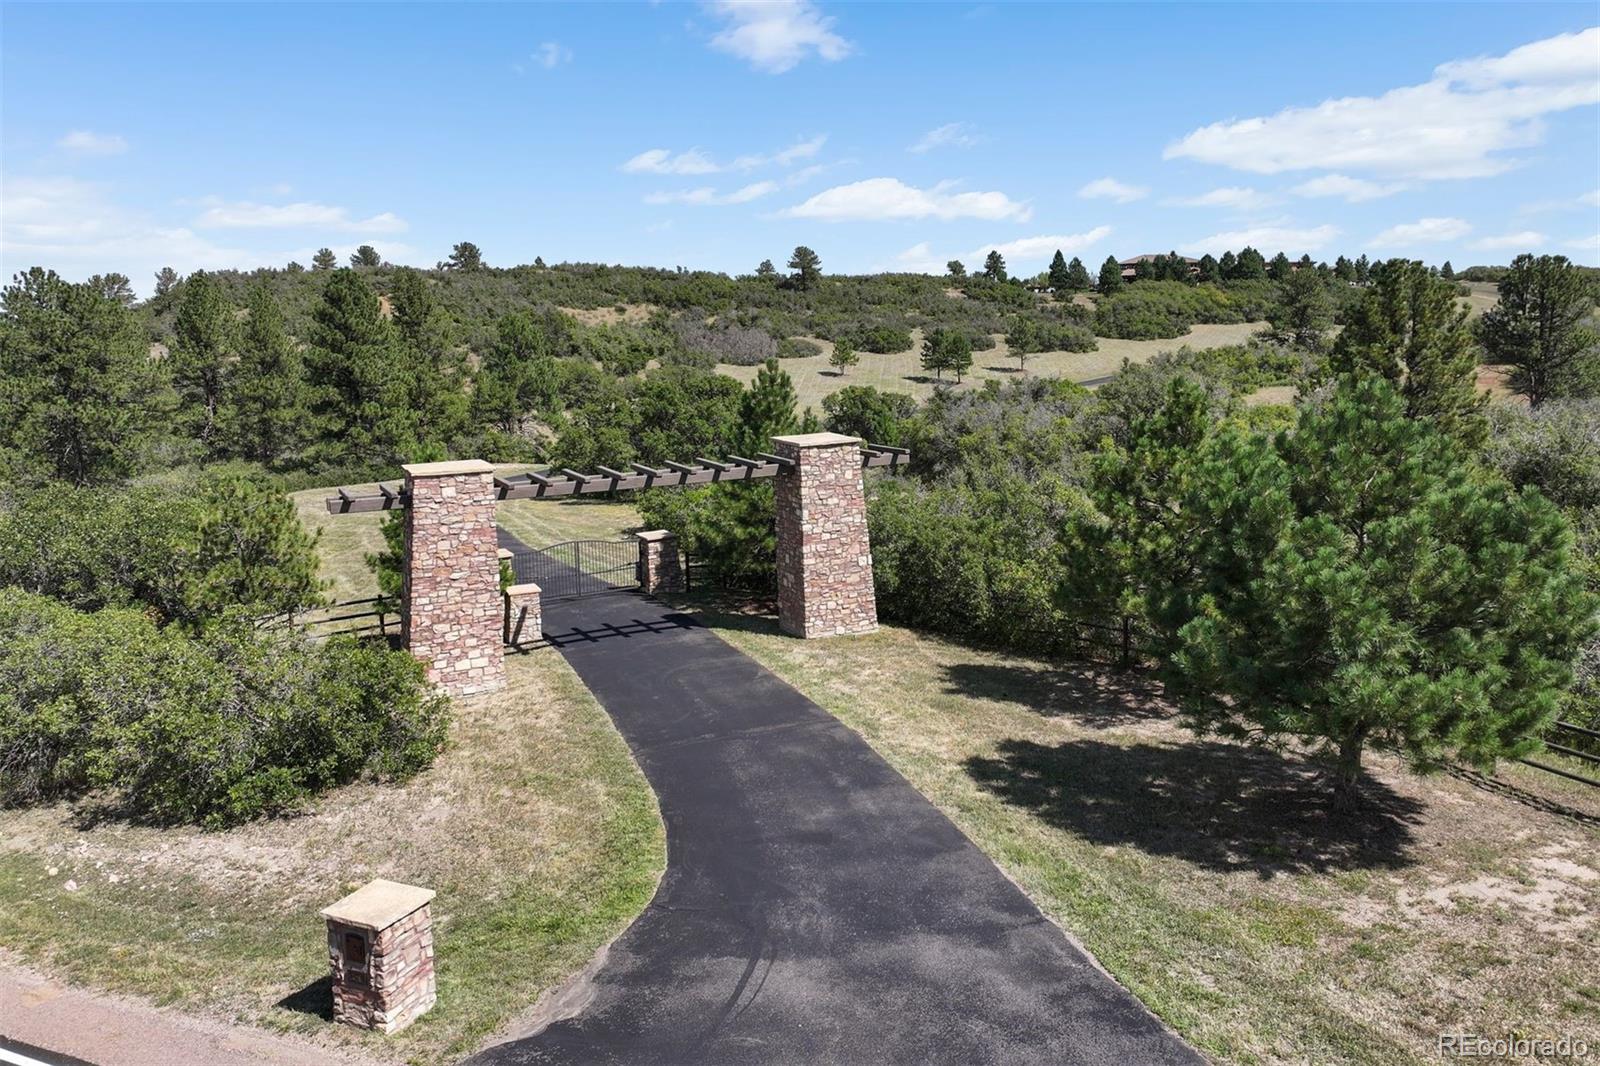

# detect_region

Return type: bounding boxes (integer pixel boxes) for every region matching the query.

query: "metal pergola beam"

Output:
[324,444,908,513]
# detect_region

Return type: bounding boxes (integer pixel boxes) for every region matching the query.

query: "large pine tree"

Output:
[225,281,311,466]
[1480,253,1599,406]
[171,270,238,454]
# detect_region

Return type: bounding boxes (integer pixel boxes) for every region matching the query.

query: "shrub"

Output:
[1093,282,1247,340]
[673,316,779,366]
[0,589,449,826]
[777,337,822,359]
[854,325,914,354]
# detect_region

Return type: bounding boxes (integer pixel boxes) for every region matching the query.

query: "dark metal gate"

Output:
[507,539,640,601]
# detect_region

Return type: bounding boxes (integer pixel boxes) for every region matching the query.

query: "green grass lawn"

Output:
[719,322,1269,411]
[685,606,1599,1066]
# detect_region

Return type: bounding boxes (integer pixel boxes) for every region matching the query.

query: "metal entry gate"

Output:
[508,539,640,601]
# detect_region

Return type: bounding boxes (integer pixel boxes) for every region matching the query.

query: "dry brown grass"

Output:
[719,323,1269,411]
[693,611,1600,1066]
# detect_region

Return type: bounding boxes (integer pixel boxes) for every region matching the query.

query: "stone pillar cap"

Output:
[634,529,676,542]
[506,582,542,596]
[771,432,859,448]
[402,459,495,477]
[321,878,436,932]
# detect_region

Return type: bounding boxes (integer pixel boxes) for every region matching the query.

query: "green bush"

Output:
[0,589,449,826]
[1093,282,1248,339]
[777,337,822,359]
[854,325,913,354]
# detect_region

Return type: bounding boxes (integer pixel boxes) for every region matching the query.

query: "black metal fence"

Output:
[508,539,641,601]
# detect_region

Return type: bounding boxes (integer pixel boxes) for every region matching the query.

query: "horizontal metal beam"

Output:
[325,443,908,513]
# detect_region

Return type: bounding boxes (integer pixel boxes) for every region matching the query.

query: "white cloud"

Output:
[892,241,945,274]
[1166,28,1600,180]
[1166,186,1273,210]
[970,227,1113,267]
[56,130,128,156]
[706,0,853,73]
[782,177,1031,222]
[620,148,720,175]
[1370,217,1472,246]
[1567,233,1600,252]
[644,181,779,206]
[1178,222,1340,256]
[1581,189,1600,207]
[1078,177,1148,204]
[1291,174,1409,203]
[194,199,409,233]
[534,41,572,69]
[909,122,980,154]
[1470,231,1546,251]
[732,134,827,170]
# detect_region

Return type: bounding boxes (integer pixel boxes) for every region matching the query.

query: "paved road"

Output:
[470,534,1201,1066]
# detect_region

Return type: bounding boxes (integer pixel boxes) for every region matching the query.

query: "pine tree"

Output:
[446,241,484,271]
[303,270,405,463]
[225,281,310,465]
[312,248,337,271]
[473,312,559,435]
[1331,259,1487,448]
[921,328,972,382]
[171,270,238,453]
[739,359,800,453]
[983,250,1007,282]
[1097,255,1124,294]
[1269,268,1334,348]
[1481,254,1600,405]
[1234,246,1268,280]
[946,260,966,279]
[350,245,381,268]
[1439,260,1455,281]
[1167,375,1596,810]
[829,339,859,376]
[756,259,777,278]
[787,246,822,290]
[1218,250,1238,280]
[1048,250,1070,290]
[1196,254,1221,284]
[387,268,469,453]
[180,471,325,627]
[1354,254,1372,283]
[1334,255,1356,282]
[0,268,170,485]
[1064,256,1092,291]
[154,266,180,296]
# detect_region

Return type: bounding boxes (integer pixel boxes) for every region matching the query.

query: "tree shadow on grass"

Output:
[276,975,334,1021]
[964,737,1423,877]
[940,661,1172,730]
[984,365,1024,374]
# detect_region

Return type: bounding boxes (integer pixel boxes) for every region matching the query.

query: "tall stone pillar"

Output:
[401,460,505,696]
[772,432,878,638]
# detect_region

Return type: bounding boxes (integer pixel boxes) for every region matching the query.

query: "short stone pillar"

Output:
[321,879,437,1034]
[772,432,878,638]
[636,530,684,595]
[401,460,505,697]
[504,583,543,646]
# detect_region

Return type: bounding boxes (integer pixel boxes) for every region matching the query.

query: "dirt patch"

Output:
[559,303,657,326]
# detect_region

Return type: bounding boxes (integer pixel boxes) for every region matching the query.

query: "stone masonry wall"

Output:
[636,530,684,595]
[402,460,506,696]
[328,905,436,1034]
[773,433,878,638]
[504,583,543,646]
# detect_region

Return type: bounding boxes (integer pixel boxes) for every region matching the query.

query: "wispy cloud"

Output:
[732,134,826,171]
[705,0,852,73]
[621,148,720,176]
[194,199,409,233]
[1469,231,1546,251]
[1370,217,1472,246]
[57,130,128,156]
[1566,233,1600,252]
[970,227,1113,266]
[782,177,1030,222]
[1291,174,1409,203]
[1179,222,1340,256]
[533,41,572,69]
[1078,177,1148,204]
[908,122,979,154]
[645,181,780,206]
[1165,186,1273,210]
[1166,28,1600,180]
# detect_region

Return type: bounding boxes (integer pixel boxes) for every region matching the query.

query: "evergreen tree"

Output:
[89,273,135,306]
[534,256,547,269]
[172,271,239,454]
[921,328,972,382]
[1196,254,1221,284]
[1269,268,1334,348]
[1331,259,1487,448]
[225,281,309,465]
[756,259,777,279]
[446,241,484,271]
[787,246,822,290]
[1097,255,1124,293]
[1480,254,1600,406]
[1354,254,1372,283]
[1064,256,1092,291]
[738,359,800,453]
[1233,246,1268,280]
[982,250,1007,282]
[302,270,406,464]
[1048,250,1070,290]
[285,261,305,273]
[1168,375,1595,810]
[1439,260,1455,281]
[0,268,170,485]
[154,266,179,296]
[387,269,469,452]
[946,259,966,279]
[472,311,559,436]
[1006,316,1039,372]
[350,244,381,268]
[829,339,859,376]
[312,248,337,271]
[1334,255,1355,282]
[1218,250,1238,280]
[179,471,325,628]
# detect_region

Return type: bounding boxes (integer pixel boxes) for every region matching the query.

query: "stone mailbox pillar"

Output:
[504,583,543,646]
[321,879,437,1034]
[771,432,878,638]
[401,460,505,696]
[636,530,684,595]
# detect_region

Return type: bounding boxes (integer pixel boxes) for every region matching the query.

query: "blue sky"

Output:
[3,2,1597,295]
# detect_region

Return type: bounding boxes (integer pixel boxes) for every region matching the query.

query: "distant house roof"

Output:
[1119,254,1200,266]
